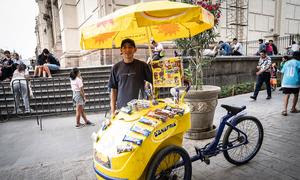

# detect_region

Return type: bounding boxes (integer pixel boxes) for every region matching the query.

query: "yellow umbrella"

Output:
[80,1,214,50]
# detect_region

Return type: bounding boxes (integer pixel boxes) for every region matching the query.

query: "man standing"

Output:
[108,38,152,116]
[250,50,272,100]
[280,51,300,116]
[256,39,266,55]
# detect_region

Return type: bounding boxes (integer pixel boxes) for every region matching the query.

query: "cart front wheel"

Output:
[146,145,192,180]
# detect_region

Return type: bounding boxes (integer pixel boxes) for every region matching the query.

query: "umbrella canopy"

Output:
[80,1,214,49]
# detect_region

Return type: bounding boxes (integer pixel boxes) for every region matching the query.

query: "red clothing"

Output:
[266,44,273,54]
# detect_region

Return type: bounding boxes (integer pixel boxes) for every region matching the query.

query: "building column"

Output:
[58,0,80,67]
[275,0,287,37]
[35,0,54,54]
[51,0,63,58]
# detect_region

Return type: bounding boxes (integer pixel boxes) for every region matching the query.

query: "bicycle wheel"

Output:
[222,116,264,165]
[146,145,192,180]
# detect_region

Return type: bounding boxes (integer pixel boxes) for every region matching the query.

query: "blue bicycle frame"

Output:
[190,110,249,163]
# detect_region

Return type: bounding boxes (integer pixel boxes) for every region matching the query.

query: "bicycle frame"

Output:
[190,110,249,163]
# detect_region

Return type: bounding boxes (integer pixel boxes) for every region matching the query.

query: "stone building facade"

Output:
[35,0,300,68]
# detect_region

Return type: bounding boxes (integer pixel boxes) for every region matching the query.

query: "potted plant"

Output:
[175,0,222,140]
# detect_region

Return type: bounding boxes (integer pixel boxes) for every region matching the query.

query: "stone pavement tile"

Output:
[242,159,299,180]
[284,165,300,180]
[0,90,299,179]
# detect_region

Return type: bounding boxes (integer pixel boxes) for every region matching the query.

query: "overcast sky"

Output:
[0,0,38,59]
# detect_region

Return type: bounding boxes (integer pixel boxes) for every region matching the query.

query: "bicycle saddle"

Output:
[221,104,246,115]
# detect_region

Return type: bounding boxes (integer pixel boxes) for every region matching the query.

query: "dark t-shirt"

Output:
[108,59,152,108]
[37,54,46,66]
[47,55,60,66]
[1,58,13,66]
[37,54,60,66]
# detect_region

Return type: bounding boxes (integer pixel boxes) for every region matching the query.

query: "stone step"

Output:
[0,80,109,93]
[28,66,112,74]
[0,90,109,102]
[0,104,110,116]
[1,66,113,117]
[0,97,110,109]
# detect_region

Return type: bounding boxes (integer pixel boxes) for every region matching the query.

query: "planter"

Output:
[184,85,221,140]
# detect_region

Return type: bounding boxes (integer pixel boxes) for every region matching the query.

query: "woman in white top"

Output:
[10,63,30,113]
[70,68,94,128]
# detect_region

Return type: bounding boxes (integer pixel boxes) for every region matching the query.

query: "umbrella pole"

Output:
[146,27,152,64]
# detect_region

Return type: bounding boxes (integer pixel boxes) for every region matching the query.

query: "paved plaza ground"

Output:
[0,90,299,180]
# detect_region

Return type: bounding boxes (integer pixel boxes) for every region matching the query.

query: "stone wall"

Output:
[209,56,282,86]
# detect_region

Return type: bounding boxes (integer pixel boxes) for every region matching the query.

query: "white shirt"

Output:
[13,59,23,65]
[232,42,243,54]
[70,77,83,92]
[10,69,29,86]
[291,44,299,52]
[154,43,164,52]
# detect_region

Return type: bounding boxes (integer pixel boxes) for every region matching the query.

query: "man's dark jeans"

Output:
[253,72,271,97]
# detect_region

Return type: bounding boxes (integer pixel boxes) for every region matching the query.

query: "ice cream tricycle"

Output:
[91,59,264,180]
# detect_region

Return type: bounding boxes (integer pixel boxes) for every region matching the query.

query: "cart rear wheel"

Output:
[223,116,264,165]
[146,145,191,180]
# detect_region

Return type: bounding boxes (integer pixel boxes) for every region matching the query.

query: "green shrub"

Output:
[219,82,255,99]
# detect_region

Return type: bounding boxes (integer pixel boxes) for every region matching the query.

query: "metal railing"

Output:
[0,77,110,129]
[0,82,10,122]
[242,34,300,55]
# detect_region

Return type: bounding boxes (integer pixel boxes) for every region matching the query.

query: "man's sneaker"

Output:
[85,121,95,126]
[266,96,271,100]
[250,96,257,100]
[14,109,22,114]
[75,123,85,129]
[24,109,34,113]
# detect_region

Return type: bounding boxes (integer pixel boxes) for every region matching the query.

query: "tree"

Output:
[175,0,222,90]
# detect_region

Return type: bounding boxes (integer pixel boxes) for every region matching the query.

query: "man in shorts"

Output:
[280,51,300,116]
[108,38,152,116]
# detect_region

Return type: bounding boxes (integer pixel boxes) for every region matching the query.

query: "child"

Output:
[70,68,95,128]
[270,63,278,91]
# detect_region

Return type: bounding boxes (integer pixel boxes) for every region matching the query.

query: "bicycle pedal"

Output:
[204,157,210,165]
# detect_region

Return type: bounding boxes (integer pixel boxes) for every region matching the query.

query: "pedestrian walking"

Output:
[70,68,95,128]
[250,50,272,100]
[280,51,300,116]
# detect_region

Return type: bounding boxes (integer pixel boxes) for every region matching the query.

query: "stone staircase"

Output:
[0,66,112,119]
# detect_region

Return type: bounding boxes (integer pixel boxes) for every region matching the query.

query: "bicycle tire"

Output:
[222,116,264,165]
[146,145,192,180]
